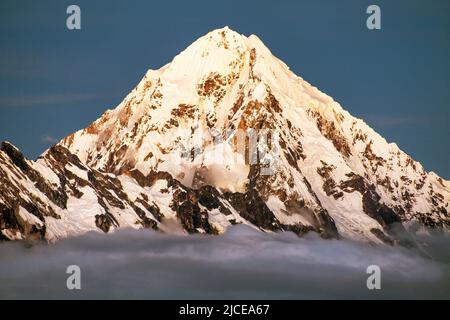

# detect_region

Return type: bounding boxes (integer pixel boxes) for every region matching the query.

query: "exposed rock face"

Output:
[1,27,449,243]
[1,141,326,241]
[224,190,282,232]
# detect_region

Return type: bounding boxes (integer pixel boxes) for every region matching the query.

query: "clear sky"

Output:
[0,0,449,178]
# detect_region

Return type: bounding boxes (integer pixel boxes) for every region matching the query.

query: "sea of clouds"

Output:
[0,224,449,299]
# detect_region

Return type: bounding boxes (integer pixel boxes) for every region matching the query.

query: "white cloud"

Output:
[41,135,58,144]
[0,92,119,108]
[0,225,449,299]
[363,114,426,127]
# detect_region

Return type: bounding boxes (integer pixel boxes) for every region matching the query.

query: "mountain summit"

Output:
[1,27,449,243]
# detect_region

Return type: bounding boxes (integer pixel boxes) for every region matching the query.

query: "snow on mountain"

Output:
[1,27,449,243]
[0,141,254,241]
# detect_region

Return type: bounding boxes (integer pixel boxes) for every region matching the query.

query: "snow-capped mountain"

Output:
[1,27,449,243]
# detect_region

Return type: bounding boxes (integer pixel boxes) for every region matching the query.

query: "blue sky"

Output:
[0,0,449,178]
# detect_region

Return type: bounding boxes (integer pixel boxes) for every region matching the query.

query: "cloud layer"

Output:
[0,225,449,299]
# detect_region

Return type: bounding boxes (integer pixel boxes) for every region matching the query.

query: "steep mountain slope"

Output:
[0,141,337,241]
[1,27,449,243]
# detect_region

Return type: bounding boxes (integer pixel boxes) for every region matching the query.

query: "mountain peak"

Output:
[208,25,234,35]
[204,26,245,43]
[3,28,447,243]
[162,27,274,77]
